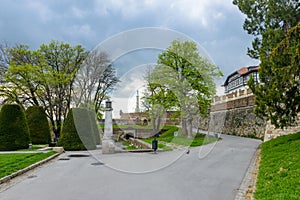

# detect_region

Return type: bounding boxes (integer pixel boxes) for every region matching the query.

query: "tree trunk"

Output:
[152,116,157,137]
[182,118,188,136]
[156,115,161,133]
[56,120,61,139]
[187,118,193,139]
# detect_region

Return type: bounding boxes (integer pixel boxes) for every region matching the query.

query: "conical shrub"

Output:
[57,108,96,150]
[88,110,101,145]
[26,106,51,144]
[0,104,31,150]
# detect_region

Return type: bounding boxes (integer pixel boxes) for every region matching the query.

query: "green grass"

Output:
[99,124,156,130]
[255,132,300,200]
[0,152,56,179]
[122,141,138,150]
[141,138,173,151]
[142,125,218,149]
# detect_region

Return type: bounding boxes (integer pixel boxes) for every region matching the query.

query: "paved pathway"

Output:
[0,134,261,200]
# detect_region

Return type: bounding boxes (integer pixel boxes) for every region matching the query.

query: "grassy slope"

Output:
[255,132,300,200]
[142,125,218,149]
[0,152,56,179]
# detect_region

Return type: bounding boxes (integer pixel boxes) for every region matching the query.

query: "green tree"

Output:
[25,106,51,144]
[57,108,96,150]
[249,22,300,128]
[233,0,299,59]
[0,104,30,150]
[145,40,223,138]
[143,66,178,134]
[0,41,87,139]
[234,0,300,128]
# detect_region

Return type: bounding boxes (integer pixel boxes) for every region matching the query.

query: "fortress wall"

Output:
[207,90,299,141]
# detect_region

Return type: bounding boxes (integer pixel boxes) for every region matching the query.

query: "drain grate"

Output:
[58,157,70,160]
[91,162,104,166]
[27,175,37,179]
[68,154,90,158]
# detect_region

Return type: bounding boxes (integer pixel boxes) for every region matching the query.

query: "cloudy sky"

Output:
[0,0,259,117]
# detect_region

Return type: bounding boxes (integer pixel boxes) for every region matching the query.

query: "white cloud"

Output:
[26,1,57,23]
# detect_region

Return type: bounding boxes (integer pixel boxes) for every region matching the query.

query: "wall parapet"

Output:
[211,89,255,112]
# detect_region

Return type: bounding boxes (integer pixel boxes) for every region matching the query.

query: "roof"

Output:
[223,66,260,86]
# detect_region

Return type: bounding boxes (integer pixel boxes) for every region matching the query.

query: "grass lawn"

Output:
[17,144,48,151]
[99,124,156,130]
[142,125,218,149]
[0,152,56,179]
[122,141,138,150]
[255,132,300,200]
[140,138,173,151]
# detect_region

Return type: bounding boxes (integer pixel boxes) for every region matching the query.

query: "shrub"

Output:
[57,108,96,150]
[25,106,51,144]
[88,110,101,145]
[0,104,31,151]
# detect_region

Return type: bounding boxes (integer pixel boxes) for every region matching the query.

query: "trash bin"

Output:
[152,139,158,151]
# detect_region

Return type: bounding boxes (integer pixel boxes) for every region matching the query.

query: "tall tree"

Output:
[233,0,300,59]
[0,43,10,86]
[73,50,119,119]
[249,22,300,128]
[0,41,86,138]
[145,40,223,138]
[143,65,177,134]
[234,0,300,128]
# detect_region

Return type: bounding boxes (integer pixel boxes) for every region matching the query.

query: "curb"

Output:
[0,152,62,184]
[234,147,261,200]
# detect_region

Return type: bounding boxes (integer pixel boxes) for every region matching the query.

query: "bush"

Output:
[25,106,51,144]
[0,104,31,151]
[57,108,96,150]
[88,110,101,145]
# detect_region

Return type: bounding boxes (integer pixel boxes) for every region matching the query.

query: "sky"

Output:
[0,0,259,117]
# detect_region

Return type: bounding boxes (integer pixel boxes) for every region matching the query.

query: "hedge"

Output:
[57,108,96,150]
[0,104,31,151]
[89,110,101,145]
[26,106,51,144]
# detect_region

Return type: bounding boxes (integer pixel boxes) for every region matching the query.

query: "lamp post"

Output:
[105,99,112,111]
[102,99,115,154]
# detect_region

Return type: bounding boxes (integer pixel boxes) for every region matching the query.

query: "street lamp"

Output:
[105,99,112,111]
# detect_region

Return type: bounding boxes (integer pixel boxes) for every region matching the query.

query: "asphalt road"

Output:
[0,134,261,200]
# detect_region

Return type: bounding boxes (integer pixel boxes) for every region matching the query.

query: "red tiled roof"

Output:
[237,67,249,75]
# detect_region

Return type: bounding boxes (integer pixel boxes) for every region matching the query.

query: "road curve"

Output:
[0,134,261,200]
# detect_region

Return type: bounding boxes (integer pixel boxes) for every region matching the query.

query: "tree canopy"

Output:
[233,0,300,59]
[249,22,300,128]
[0,40,119,137]
[0,41,86,138]
[144,40,223,138]
[234,0,300,128]
[72,50,119,119]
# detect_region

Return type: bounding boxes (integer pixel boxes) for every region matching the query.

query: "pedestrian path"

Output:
[0,146,52,154]
[158,141,186,150]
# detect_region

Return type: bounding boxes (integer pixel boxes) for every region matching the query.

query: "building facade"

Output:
[223,66,259,94]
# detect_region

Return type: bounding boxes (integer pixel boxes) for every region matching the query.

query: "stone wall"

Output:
[203,89,265,138]
[264,116,300,142]
[217,107,265,138]
[208,89,300,140]
[198,107,265,139]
